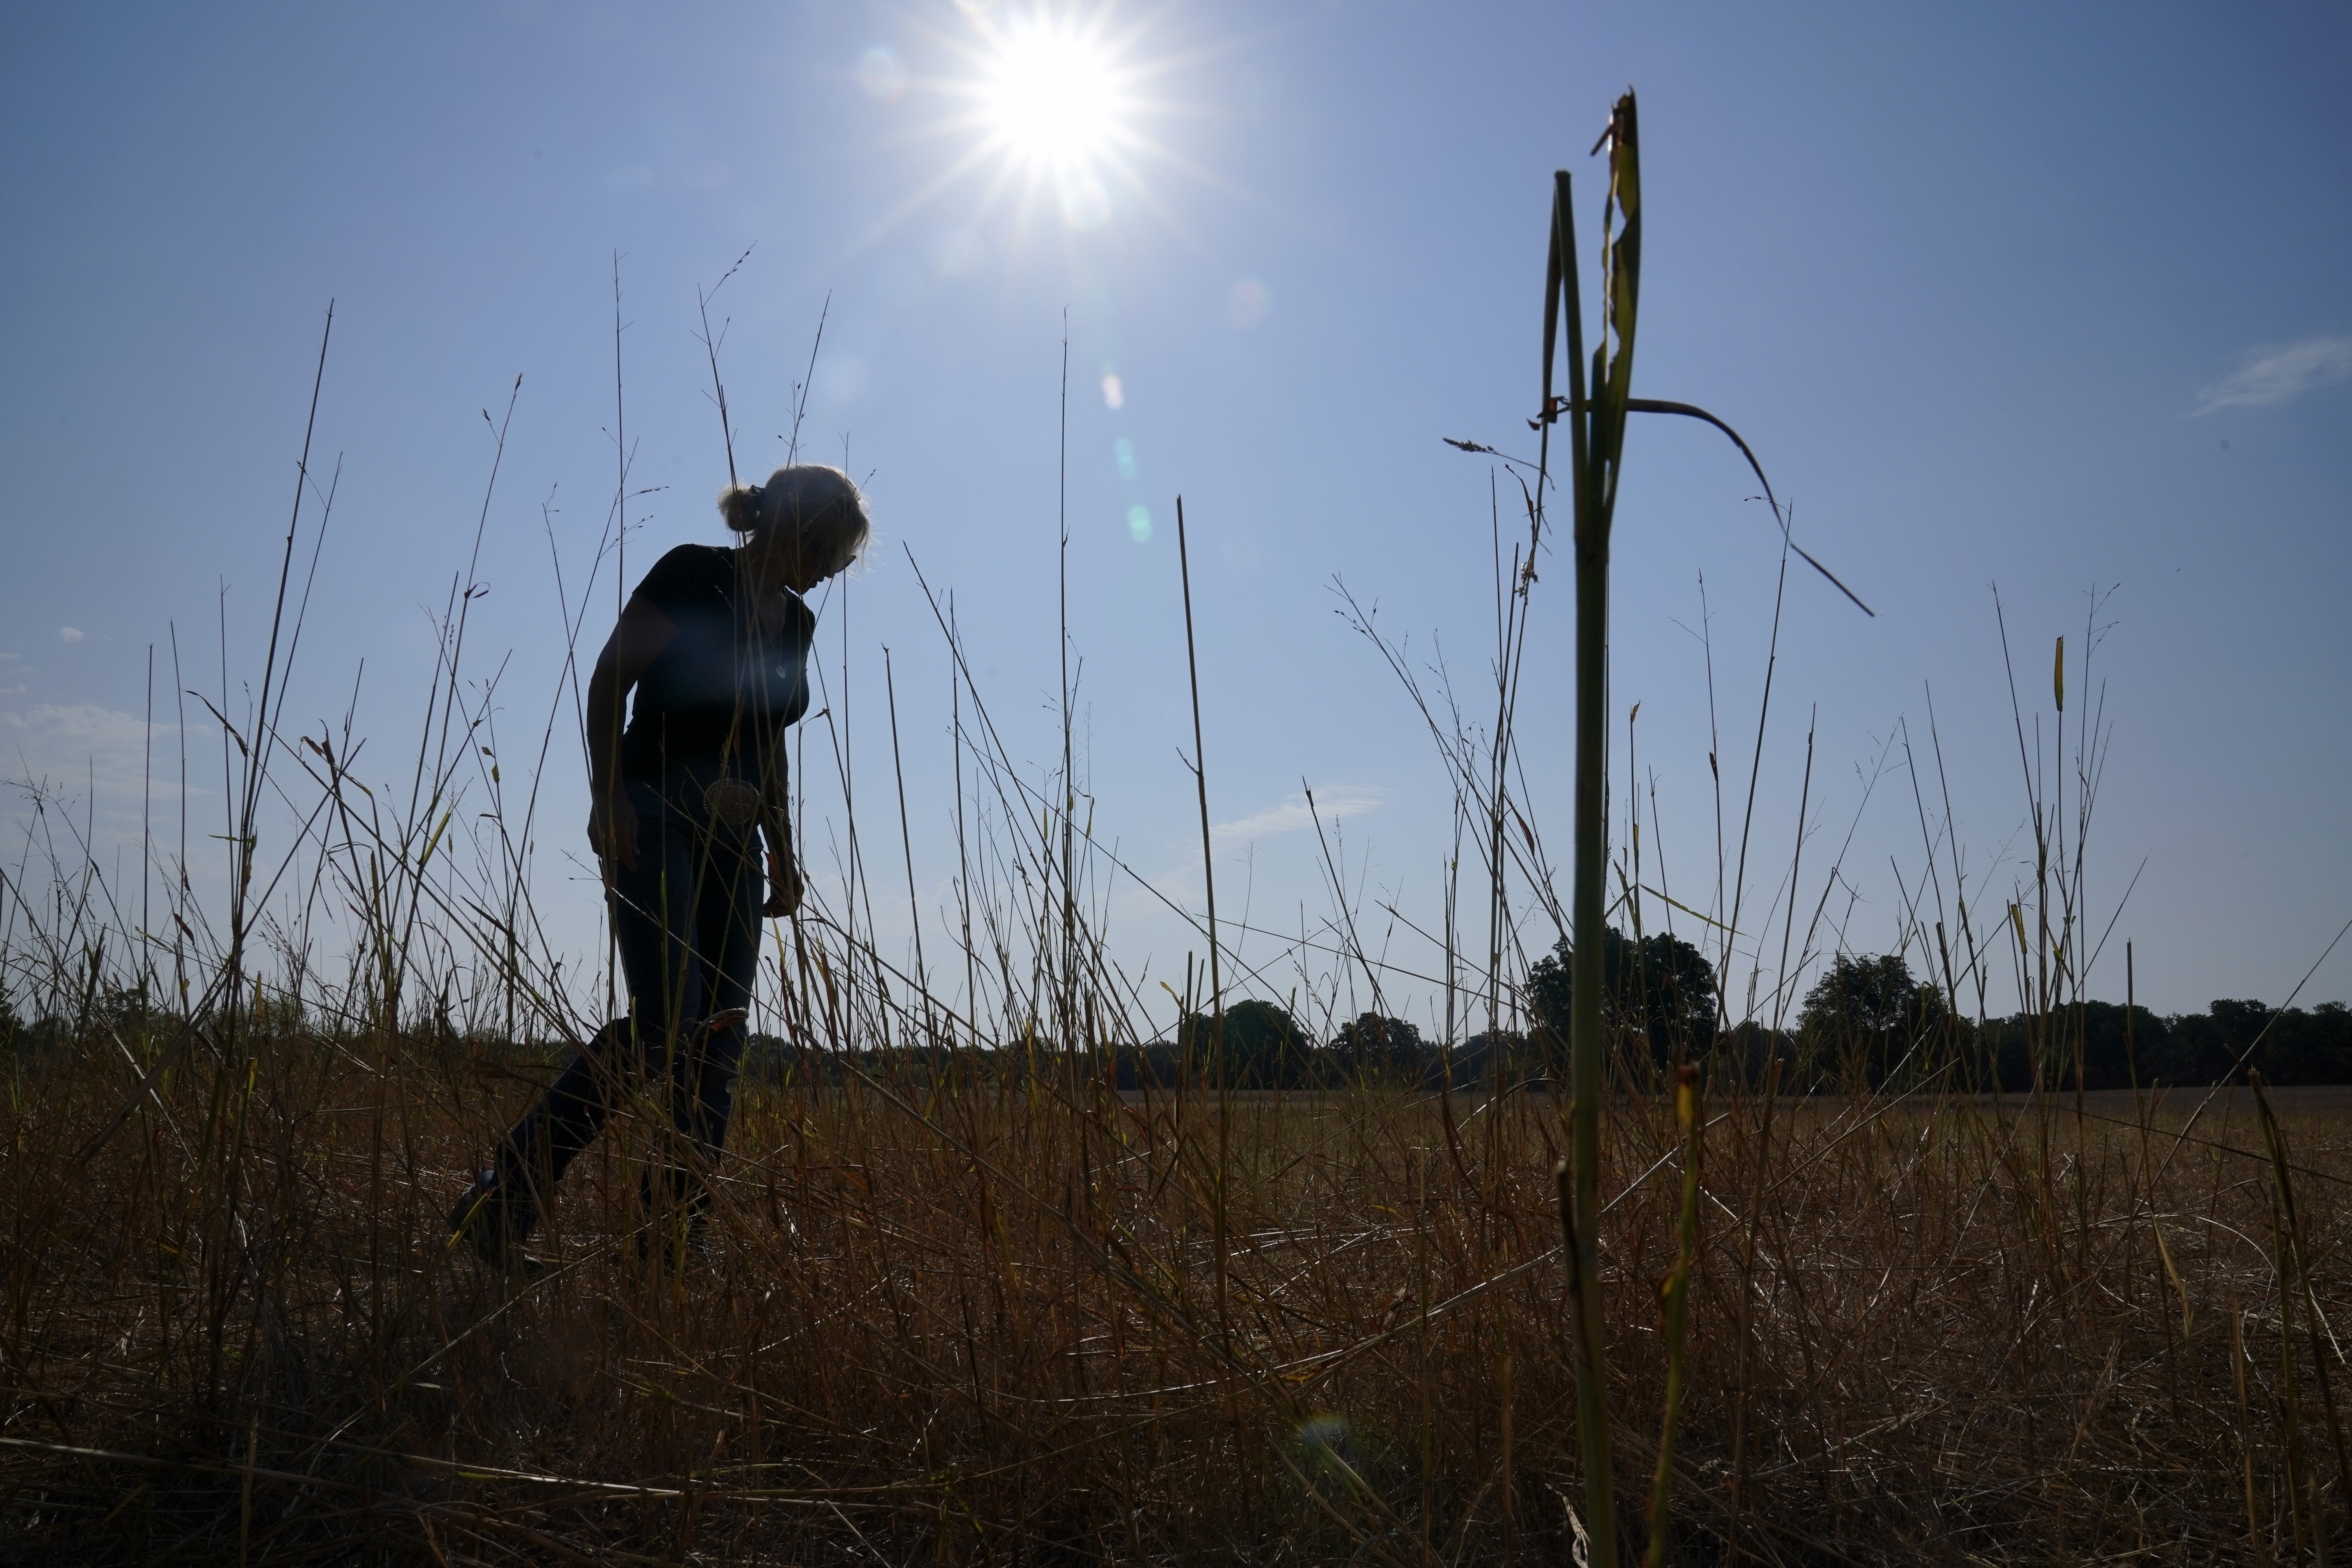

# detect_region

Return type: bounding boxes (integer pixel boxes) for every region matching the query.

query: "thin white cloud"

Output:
[57,627,83,643]
[1119,786,1388,929]
[2,703,183,821]
[1209,786,1381,854]
[2195,333,2352,414]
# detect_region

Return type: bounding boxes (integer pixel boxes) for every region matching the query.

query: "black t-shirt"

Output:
[618,544,815,785]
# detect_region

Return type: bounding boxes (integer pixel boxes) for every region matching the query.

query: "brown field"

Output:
[6,1036,2348,1566]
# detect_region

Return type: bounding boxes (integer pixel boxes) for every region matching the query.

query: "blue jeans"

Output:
[487,773,765,1242]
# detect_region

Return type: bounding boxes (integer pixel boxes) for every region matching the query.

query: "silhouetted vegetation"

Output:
[1528,924,1719,1069]
[718,968,2352,1100]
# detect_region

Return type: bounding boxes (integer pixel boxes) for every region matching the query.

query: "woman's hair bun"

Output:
[717,465,872,573]
[717,482,767,534]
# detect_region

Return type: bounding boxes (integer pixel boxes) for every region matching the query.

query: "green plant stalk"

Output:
[1558,91,1642,1566]
[1538,88,1857,1563]
[1645,1064,1703,1568]
[1553,1157,1606,1553]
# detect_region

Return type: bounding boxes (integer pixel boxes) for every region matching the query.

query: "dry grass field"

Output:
[7,1035,2349,1565]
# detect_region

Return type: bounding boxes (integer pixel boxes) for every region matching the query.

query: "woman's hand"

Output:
[763,847,803,917]
[589,788,640,871]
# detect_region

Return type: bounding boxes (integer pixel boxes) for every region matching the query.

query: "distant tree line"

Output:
[10,934,2343,1091]
[1093,933,2352,1093]
[1539,933,2352,1093]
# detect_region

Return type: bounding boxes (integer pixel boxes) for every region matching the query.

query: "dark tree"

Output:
[1526,925,1718,1071]
[1974,1001,2172,1093]
[2171,999,2352,1086]
[1798,952,1945,1086]
[1331,1012,1430,1084]
[1179,999,1313,1089]
[2266,1001,2352,1085]
[1718,1020,1795,1086]
[2071,1001,2168,1092]
[2154,998,2268,1085]
[1453,1029,1537,1090]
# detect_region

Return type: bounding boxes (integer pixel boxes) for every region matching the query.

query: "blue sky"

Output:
[2,0,2347,1026]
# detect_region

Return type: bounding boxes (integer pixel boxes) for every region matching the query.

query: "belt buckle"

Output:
[703,776,761,827]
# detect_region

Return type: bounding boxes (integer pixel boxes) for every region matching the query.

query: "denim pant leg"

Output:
[610,778,708,1049]
[607,778,761,1230]
[489,1018,643,1232]
[488,779,722,1236]
[663,827,761,1222]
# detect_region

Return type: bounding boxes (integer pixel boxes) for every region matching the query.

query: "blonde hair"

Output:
[716,464,871,573]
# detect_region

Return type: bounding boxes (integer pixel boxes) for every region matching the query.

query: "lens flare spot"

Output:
[1113,437,1135,481]
[1294,1412,1351,1454]
[858,46,908,102]
[930,228,984,278]
[823,355,870,405]
[1228,278,1271,328]
[1126,505,1151,542]
[1101,374,1124,410]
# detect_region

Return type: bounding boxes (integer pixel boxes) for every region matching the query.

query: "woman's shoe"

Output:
[448,1168,545,1276]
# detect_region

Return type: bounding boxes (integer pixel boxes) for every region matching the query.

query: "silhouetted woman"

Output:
[450,464,868,1270]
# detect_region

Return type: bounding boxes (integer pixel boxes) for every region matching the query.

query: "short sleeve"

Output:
[629,545,723,618]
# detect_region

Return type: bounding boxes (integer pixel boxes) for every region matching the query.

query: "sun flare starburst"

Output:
[912,5,1179,236]
[981,20,1123,175]
[850,4,1215,253]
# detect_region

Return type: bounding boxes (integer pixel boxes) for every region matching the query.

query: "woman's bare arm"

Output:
[584,594,678,869]
[759,802,801,917]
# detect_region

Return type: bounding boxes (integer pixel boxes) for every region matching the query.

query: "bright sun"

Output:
[871,5,1185,242]
[981,21,1122,174]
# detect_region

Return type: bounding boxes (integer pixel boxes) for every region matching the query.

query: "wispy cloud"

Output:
[2,703,183,822]
[2195,333,2352,414]
[1209,786,1381,854]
